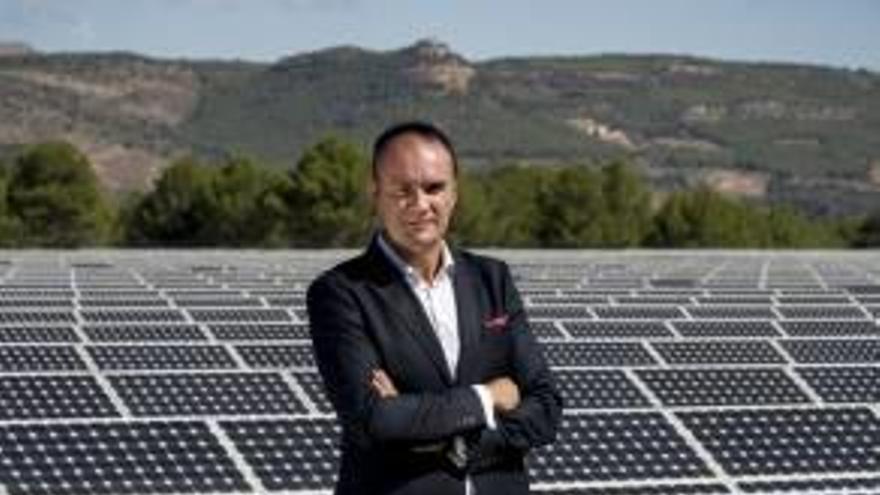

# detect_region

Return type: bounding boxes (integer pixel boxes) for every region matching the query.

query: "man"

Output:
[307,121,562,494]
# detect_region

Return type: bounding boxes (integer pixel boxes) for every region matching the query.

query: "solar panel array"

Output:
[0,250,878,495]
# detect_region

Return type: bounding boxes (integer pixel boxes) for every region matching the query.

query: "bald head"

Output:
[371,121,459,181]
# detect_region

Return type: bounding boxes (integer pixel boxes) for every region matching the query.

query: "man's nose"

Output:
[410,188,430,210]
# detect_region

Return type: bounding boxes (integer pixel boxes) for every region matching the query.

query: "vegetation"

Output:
[647,188,848,248]
[285,137,372,247]
[0,138,872,249]
[127,156,291,247]
[3,43,879,217]
[853,209,880,247]
[2,142,115,247]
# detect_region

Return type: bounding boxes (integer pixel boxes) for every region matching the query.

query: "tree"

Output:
[766,206,845,248]
[853,209,880,247]
[648,188,770,248]
[0,163,23,247]
[599,161,653,247]
[203,156,292,247]
[535,165,607,247]
[287,136,371,247]
[7,142,114,247]
[480,165,548,247]
[127,157,216,246]
[450,169,494,246]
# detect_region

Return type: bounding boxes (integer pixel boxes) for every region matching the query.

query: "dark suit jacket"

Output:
[307,238,562,495]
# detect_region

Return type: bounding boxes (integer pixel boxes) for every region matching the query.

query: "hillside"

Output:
[1,40,878,215]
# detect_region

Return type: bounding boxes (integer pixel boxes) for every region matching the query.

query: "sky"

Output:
[1,0,878,71]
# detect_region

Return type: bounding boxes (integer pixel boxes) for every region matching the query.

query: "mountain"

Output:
[1,39,878,215]
[0,41,35,56]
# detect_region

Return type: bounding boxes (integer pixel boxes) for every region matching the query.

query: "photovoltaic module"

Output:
[0,250,878,495]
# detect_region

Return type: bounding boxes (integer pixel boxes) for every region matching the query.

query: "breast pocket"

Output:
[479,322,515,378]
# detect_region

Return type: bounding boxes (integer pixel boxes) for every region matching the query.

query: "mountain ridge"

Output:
[1,39,878,216]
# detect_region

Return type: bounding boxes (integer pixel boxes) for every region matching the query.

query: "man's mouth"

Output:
[407,219,436,229]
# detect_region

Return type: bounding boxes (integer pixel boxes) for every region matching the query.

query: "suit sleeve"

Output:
[470,261,563,470]
[307,272,486,450]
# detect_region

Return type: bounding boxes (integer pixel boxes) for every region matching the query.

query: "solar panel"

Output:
[0,299,73,307]
[778,320,879,336]
[635,368,810,406]
[290,370,334,413]
[530,413,712,483]
[685,306,777,319]
[0,250,878,495]
[235,344,316,368]
[671,320,781,338]
[650,340,786,364]
[207,322,310,340]
[0,375,119,419]
[678,408,879,476]
[173,297,264,308]
[79,298,169,307]
[83,324,208,342]
[264,295,306,307]
[0,421,249,494]
[539,484,731,494]
[776,305,868,319]
[552,370,650,408]
[220,419,340,491]
[544,342,657,367]
[527,305,593,319]
[0,310,76,324]
[594,306,685,320]
[530,295,608,305]
[0,345,86,371]
[736,477,880,494]
[614,295,694,305]
[794,366,880,402]
[529,320,568,340]
[187,308,292,323]
[87,345,238,370]
[80,309,187,324]
[562,320,673,339]
[780,338,880,363]
[108,372,309,416]
[1,328,78,347]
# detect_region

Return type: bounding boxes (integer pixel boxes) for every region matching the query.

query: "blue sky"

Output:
[1,0,878,70]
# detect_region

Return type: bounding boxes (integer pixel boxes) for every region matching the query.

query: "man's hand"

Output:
[485,376,520,413]
[370,369,399,398]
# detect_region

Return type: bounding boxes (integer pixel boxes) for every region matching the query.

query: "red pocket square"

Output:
[483,314,510,333]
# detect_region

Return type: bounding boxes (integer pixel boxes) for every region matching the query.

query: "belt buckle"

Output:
[446,435,468,470]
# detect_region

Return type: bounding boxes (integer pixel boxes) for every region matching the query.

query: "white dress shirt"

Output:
[376,233,495,493]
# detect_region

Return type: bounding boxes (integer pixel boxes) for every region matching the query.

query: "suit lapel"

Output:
[452,249,483,385]
[365,239,453,385]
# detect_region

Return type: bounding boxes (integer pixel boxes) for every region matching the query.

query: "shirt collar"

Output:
[375,230,455,287]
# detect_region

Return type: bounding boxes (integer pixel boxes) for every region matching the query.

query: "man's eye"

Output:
[389,188,408,198]
[425,183,445,195]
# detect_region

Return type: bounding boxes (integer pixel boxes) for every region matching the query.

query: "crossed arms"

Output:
[307,264,562,467]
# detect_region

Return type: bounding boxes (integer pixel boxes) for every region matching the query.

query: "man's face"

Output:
[372,134,457,259]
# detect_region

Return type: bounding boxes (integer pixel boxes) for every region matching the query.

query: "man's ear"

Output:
[367,177,379,215]
[450,178,459,209]
[367,177,378,202]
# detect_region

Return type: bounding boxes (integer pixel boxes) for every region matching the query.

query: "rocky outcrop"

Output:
[702,169,769,198]
[567,117,635,149]
[403,39,476,94]
[0,41,35,56]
